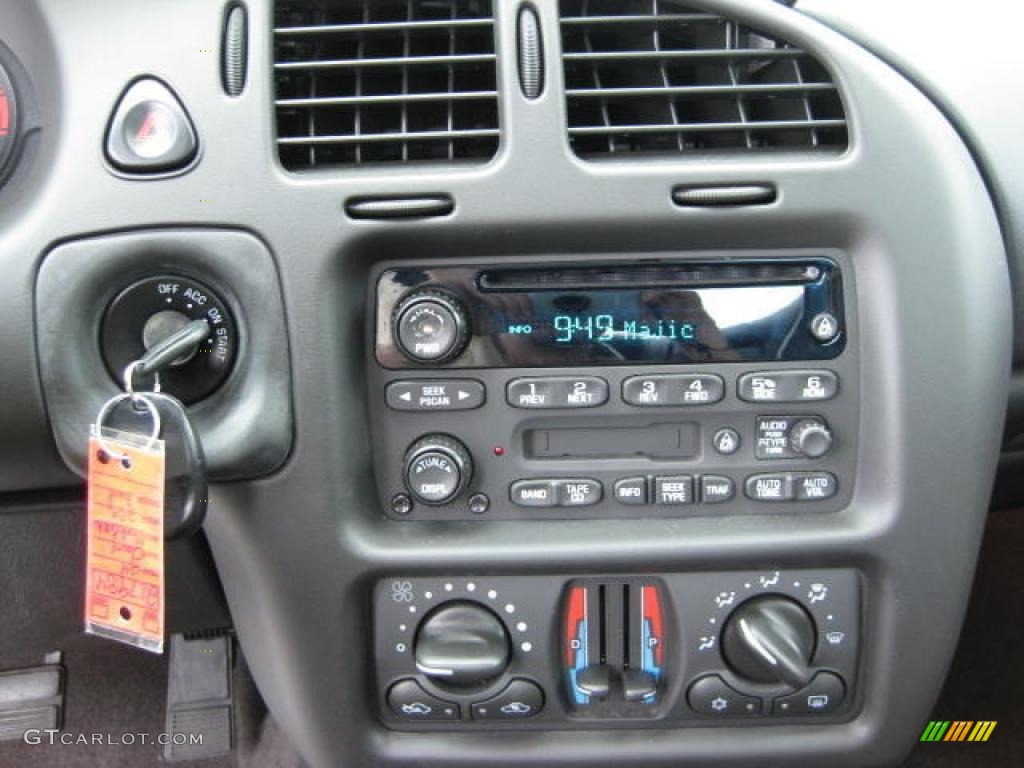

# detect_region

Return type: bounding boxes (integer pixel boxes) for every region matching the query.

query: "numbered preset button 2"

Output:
[622,374,725,406]
[506,377,609,409]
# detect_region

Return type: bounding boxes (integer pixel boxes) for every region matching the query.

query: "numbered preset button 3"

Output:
[622,374,725,406]
[506,377,609,409]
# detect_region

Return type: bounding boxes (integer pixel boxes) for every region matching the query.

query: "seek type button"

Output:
[655,476,694,505]
[386,380,485,411]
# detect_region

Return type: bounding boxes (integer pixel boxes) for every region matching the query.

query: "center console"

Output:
[367,251,863,732]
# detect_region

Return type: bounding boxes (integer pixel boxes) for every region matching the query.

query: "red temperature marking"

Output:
[643,584,664,666]
[0,89,9,135]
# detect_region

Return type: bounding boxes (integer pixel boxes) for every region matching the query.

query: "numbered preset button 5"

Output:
[737,370,838,403]
[506,377,609,409]
[622,374,725,407]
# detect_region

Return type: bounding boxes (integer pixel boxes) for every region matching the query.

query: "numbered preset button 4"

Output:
[506,377,609,409]
[622,374,725,406]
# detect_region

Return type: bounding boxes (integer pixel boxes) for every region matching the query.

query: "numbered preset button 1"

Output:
[622,374,725,406]
[506,377,609,409]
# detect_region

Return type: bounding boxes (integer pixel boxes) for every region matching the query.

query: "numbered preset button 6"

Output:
[506,377,609,409]
[737,370,838,403]
[622,374,725,407]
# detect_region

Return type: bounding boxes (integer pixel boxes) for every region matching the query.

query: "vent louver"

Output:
[274,0,499,169]
[559,0,848,159]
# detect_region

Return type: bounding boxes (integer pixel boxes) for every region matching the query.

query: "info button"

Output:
[386,380,484,412]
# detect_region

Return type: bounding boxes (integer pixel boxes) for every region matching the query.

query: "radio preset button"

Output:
[738,371,838,403]
[556,479,603,507]
[386,380,485,411]
[701,476,735,504]
[614,477,648,506]
[745,473,794,502]
[510,480,558,507]
[623,374,724,407]
[793,472,838,501]
[506,377,608,409]
[655,476,695,505]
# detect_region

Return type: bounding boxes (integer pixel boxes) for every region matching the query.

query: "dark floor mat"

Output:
[902,508,1024,766]
[0,633,237,768]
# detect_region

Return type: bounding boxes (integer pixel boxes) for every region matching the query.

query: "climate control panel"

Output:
[373,569,860,730]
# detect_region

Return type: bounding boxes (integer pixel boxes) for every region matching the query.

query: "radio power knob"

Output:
[393,290,470,364]
[404,435,473,506]
[789,418,833,459]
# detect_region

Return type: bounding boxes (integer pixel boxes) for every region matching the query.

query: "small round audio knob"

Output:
[721,595,816,689]
[404,435,473,506]
[789,418,833,459]
[394,290,470,364]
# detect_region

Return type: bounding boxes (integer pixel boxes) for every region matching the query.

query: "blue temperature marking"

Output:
[570,619,589,705]
[641,617,662,704]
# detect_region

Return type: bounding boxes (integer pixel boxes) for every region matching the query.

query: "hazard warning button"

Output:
[106,78,198,173]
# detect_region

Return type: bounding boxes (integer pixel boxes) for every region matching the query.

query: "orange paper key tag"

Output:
[84,426,165,653]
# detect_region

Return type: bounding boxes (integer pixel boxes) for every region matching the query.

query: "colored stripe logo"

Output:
[920,720,997,742]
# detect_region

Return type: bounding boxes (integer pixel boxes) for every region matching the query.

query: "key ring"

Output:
[123,361,161,395]
[94,393,162,462]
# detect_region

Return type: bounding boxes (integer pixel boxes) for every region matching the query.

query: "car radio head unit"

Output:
[375,259,844,369]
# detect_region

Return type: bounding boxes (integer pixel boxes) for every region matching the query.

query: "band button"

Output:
[510,480,558,507]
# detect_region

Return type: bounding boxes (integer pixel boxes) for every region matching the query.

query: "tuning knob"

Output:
[394,289,470,364]
[414,601,510,686]
[721,595,816,689]
[789,418,833,459]
[404,435,473,506]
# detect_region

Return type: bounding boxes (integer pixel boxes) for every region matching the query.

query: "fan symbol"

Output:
[391,581,414,602]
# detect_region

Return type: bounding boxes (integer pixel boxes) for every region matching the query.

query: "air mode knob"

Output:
[404,434,473,506]
[789,418,833,459]
[721,595,817,689]
[414,601,510,686]
[394,289,470,364]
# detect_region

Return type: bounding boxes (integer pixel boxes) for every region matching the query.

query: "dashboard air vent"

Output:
[274,0,499,169]
[559,0,848,159]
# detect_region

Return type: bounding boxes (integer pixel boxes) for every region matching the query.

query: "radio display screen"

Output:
[375,260,844,368]
[488,285,805,364]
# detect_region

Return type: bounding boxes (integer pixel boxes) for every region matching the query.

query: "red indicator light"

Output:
[492,446,505,457]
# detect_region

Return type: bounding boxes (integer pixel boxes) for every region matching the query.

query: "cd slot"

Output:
[524,422,700,461]
[477,262,820,292]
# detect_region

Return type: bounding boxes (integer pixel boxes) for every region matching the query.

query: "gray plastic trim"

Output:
[35,229,293,481]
